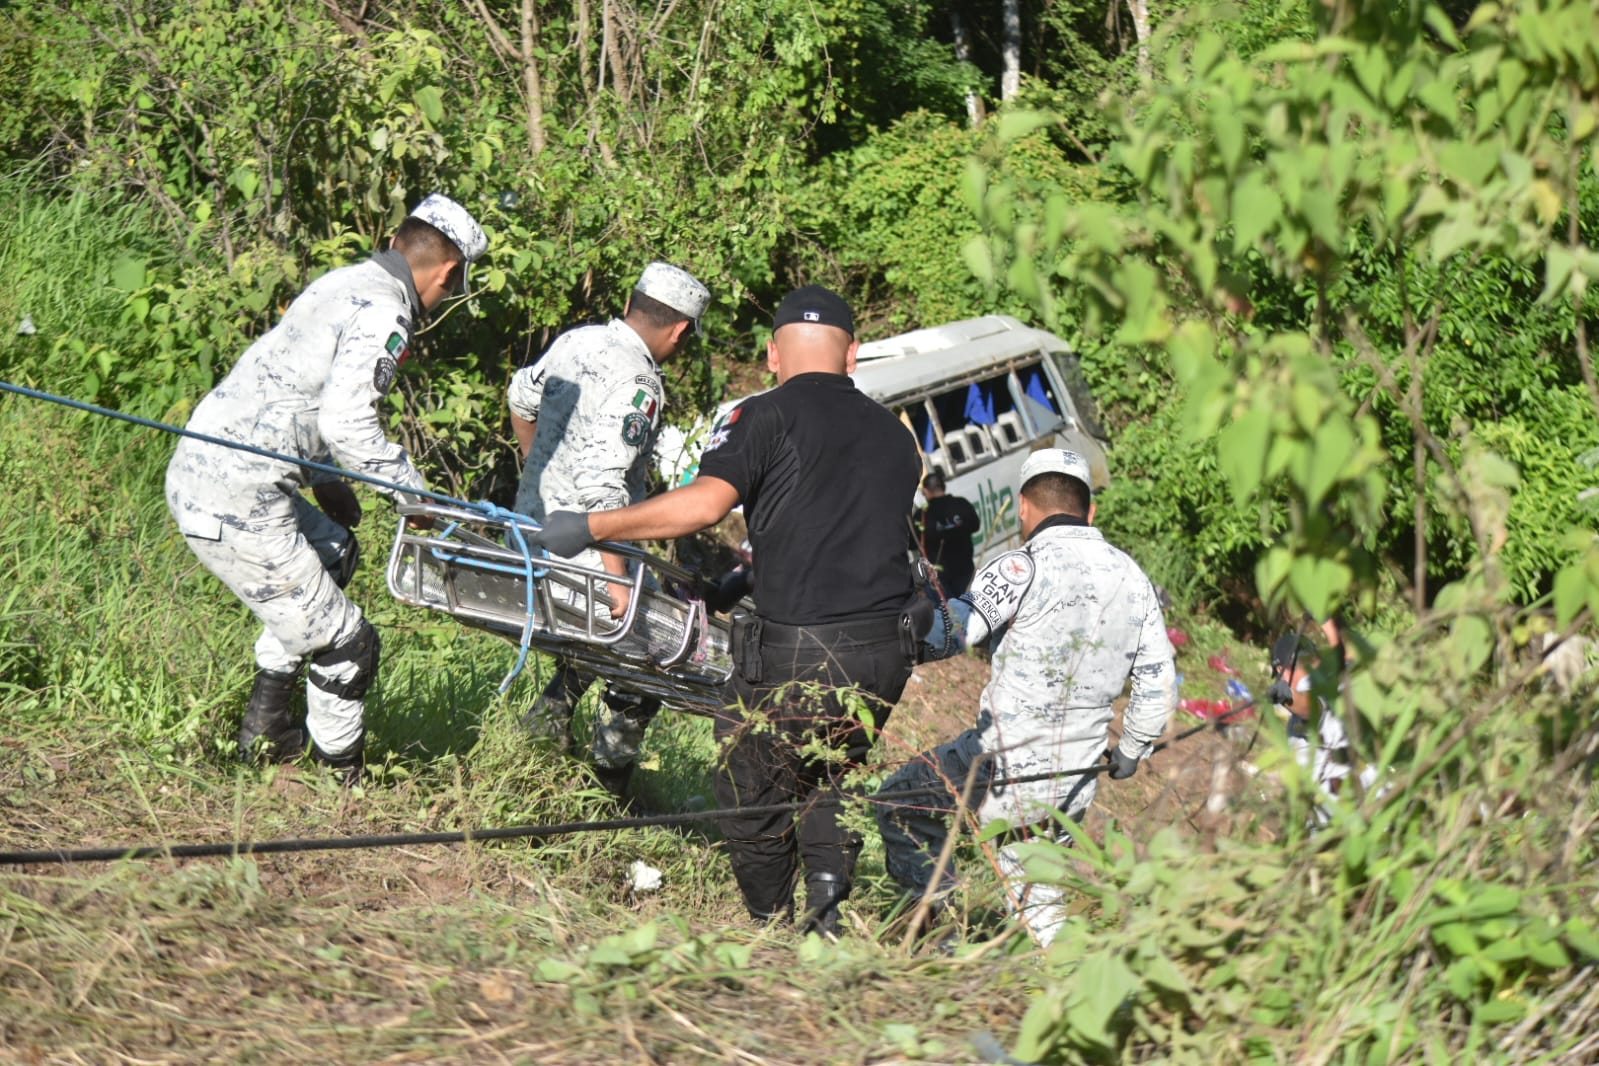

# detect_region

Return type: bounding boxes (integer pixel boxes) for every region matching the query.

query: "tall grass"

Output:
[0,167,171,388]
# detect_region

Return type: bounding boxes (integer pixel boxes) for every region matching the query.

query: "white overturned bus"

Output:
[656,314,1109,566]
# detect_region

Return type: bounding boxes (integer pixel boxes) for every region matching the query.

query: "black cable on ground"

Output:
[0,701,1258,867]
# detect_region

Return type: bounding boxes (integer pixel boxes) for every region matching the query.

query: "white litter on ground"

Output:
[629,860,663,893]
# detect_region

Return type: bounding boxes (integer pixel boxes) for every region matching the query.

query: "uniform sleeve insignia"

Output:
[622,412,651,446]
[998,552,1034,585]
[631,388,659,421]
[384,331,410,365]
[373,356,398,394]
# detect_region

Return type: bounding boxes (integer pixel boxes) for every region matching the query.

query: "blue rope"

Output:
[0,377,550,692]
[421,516,548,693]
[477,502,548,694]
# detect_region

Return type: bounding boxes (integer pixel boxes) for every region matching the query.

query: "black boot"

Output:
[592,763,635,801]
[312,736,365,787]
[749,901,795,927]
[237,668,305,763]
[800,872,851,939]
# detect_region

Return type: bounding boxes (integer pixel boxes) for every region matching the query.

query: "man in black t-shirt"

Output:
[529,285,921,937]
[917,470,982,596]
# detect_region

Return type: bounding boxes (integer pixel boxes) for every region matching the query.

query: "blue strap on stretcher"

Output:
[422,506,552,695]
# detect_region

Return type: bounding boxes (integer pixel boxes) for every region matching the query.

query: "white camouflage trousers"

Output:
[877,713,1091,948]
[171,492,368,757]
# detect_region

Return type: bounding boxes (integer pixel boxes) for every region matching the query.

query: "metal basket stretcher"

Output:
[386,500,734,714]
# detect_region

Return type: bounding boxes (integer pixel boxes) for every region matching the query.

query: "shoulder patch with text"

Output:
[622,412,651,447]
[967,549,1034,632]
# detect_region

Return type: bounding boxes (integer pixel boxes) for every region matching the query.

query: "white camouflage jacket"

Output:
[167,251,427,536]
[948,515,1177,816]
[509,319,664,520]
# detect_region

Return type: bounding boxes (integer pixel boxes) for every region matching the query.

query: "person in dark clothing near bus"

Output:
[917,470,982,597]
[527,285,922,938]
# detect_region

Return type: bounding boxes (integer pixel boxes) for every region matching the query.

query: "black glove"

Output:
[1105,747,1139,780]
[705,566,753,613]
[312,480,362,529]
[535,511,595,557]
[1266,678,1295,706]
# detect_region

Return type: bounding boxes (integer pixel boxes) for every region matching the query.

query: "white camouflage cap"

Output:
[636,262,711,328]
[1019,448,1093,496]
[408,194,488,294]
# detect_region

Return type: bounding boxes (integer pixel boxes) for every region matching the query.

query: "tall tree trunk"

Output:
[1001,0,1021,101]
[520,0,546,155]
[576,0,593,102]
[603,0,632,103]
[950,9,985,127]
[465,0,546,156]
[1125,0,1151,79]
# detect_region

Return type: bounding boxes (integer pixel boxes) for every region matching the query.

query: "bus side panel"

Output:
[946,449,1032,567]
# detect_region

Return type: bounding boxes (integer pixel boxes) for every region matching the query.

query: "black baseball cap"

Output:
[773,285,854,337]
[1270,633,1319,672]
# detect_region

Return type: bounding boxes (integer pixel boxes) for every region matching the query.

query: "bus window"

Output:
[900,402,955,478]
[1047,351,1107,441]
[992,371,1028,451]
[927,372,1029,470]
[1019,364,1066,437]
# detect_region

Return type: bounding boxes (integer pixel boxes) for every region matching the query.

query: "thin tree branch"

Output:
[1569,136,1599,423]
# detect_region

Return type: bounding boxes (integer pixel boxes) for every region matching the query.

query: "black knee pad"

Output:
[309,619,381,701]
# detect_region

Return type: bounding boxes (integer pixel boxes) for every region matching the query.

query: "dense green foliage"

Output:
[965,0,1599,1058]
[2,0,1597,1061]
[3,0,1592,609]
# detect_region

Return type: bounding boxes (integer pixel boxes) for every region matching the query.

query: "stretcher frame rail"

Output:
[386,500,736,715]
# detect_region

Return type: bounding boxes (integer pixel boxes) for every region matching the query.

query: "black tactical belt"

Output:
[757,614,906,646]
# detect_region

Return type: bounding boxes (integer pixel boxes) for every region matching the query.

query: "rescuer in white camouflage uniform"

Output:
[877,448,1177,946]
[166,194,486,780]
[507,262,710,794]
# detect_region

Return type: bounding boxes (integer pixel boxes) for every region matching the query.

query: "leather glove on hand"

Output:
[536,511,595,557]
[1105,747,1140,781]
[1266,678,1295,706]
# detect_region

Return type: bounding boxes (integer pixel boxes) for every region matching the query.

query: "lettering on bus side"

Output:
[977,479,1017,539]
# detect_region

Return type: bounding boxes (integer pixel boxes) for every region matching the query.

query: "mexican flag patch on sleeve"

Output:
[631,388,658,421]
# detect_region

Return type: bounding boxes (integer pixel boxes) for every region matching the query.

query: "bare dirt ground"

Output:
[883,647,1268,851]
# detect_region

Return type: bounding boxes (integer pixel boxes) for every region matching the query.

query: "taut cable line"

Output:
[0,703,1255,866]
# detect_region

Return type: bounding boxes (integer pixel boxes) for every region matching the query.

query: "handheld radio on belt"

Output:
[904,515,952,663]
